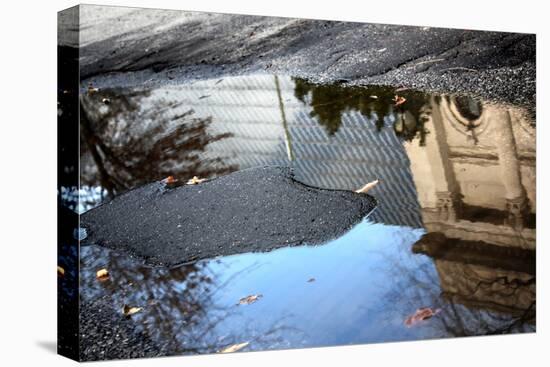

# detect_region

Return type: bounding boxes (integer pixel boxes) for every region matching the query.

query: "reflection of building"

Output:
[405,96,535,249]
[436,260,535,317]
[155,75,423,228]
[413,232,535,318]
[409,97,536,321]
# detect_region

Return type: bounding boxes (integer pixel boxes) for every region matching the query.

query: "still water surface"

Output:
[76,74,536,355]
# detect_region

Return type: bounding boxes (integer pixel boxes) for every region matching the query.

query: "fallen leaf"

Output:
[355,179,379,194]
[57,266,65,277]
[393,95,407,106]
[307,278,316,283]
[122,305,143,316]
[238,294,262,305]
[404,307,441,327]
[164,175,184,188]
[187,176,205,185]
[219,342,249,354]
[96,268,109,280]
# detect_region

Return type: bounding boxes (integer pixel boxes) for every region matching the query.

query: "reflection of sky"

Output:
[60,186,107,213]
[207,220,427,346]
[80,219,533,354]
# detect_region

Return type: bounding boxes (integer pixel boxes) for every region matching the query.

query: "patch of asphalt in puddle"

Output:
[81,166,377,266]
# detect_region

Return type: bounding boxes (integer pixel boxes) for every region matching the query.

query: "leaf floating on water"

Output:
[57,266,65,277]
[165,175,176,184]
[307,278,316,283]
[187,176,205,185]
[238,294,262,305]
[219,342,249,354]
[404,307,441,327]
[122,305,143,317]
[96,268,109,280]
[393,95,407,106]
[355,179,379,194]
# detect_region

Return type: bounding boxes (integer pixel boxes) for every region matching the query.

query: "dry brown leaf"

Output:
[393,95,407,106]
[219,342,249,354]
[164,175,184,188]
[238,294,262,305]
[187,176,205,185]
[57,266,65,277]
[355,179,379,194]
[122,305,143,316]
[96,268,109,280]
[404,307,441,327]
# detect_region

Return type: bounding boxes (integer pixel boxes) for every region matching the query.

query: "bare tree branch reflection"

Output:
[79,246,302,359]
[370,234,535,338]
[80,89,237,197]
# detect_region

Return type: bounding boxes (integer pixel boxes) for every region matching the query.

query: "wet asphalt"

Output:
[63,7,535,109]
[81,167,377,266]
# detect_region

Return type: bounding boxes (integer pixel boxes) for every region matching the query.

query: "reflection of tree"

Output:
[80,89,237,197]
[293,78,429,144]
[79,246,300,359]
[439,276,535,336]
[373,238,535,338]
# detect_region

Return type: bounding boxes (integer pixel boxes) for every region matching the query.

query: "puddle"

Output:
[80,220,534,354]
[72,74,535,357]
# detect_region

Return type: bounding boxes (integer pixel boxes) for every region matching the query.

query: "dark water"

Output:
[74,74,536,356]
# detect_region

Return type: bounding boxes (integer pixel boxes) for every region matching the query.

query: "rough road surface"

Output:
[79,297,164,361]
[81,167,376,266]
[59,5,536,108]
